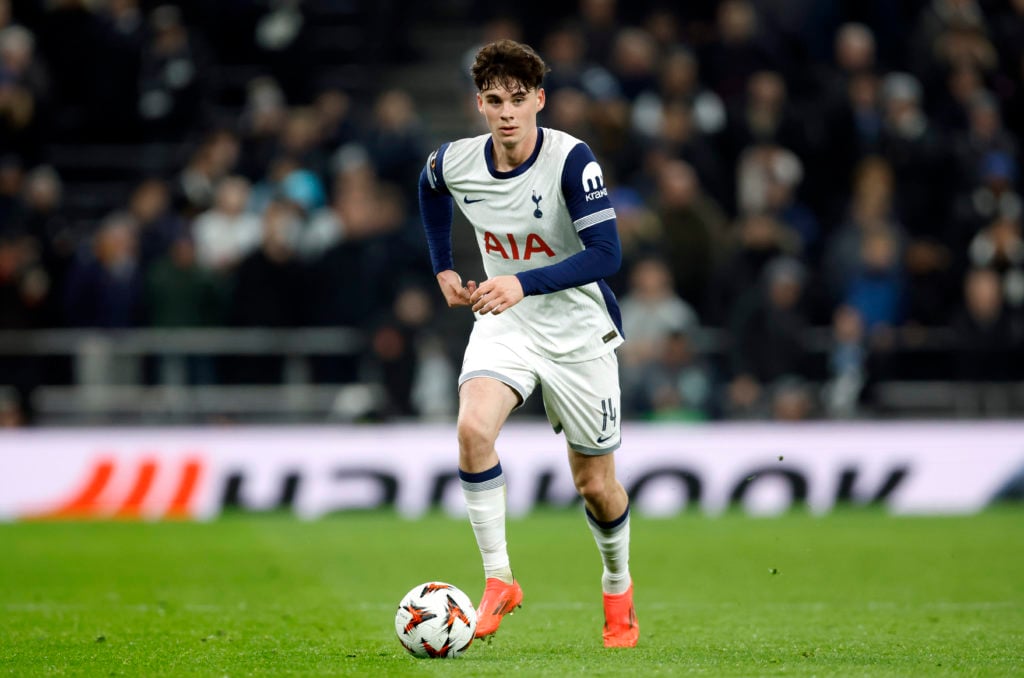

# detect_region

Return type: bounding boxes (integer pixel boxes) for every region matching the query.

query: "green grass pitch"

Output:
[1,509,1022,676]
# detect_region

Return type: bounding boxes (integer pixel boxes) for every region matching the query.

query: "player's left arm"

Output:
[471,143,621,315]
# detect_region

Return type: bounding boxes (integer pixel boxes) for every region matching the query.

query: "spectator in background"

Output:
[545,86,598,145]
[953,93,1017,189]
[63,211,142,328]
[823,156,906,305]
[769,376,816,421]
[588,94,643,187]
[307,168,405,381]
[146,233,224,329]
[726,256,810,417]
[174,129,241,215]
[847,71,883,152]
[736,144,819,255]
[103,0,143,40]
[22,165,65,245]
[643,99,726,207]
[578,0,619,68]
[313,88,359,152]
[238,76,288,180]
[844,227,906,342]
[226,198,307,383]
[0,231,47,331]
[0,24,47,161]
[701,0,779,106]
[21,165,74,325]
[910,0,996,93]
[278,106,328,179]
[709,213,797,326]
[602,186,662,294]
[145,233,224,384]
[641,7,681,59]
[625,326,713,421]
[953,151,1022,249]
[953,267,1020,381]
[651,159,728,313]
[967,216,1024,316]
[540,21,617,101]
[137,4,204,140]
[651,48,726,137]
[619,256,700,368]
[309,166,405,329]
[824,23,877,94]
[0,232,46,421]
[724,72,807,174]
[878,72,950,238]
[250,153,326,217]
[298,170,346,262]
[823,305,867,418]
[128,178,185,270]
[816,24,883,215]
[363,89,425,197]
[609,28,658,103]
[192,176,262,273]
[368,284,437,419]
[953,267,1022,414]
[935,63,988,133]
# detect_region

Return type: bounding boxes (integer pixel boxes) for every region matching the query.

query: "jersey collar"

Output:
[484,127,545,179]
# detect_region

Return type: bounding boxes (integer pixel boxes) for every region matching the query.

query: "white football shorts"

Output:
[459,331,622,455]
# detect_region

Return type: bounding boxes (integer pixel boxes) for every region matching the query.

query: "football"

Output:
[394,581,477,658]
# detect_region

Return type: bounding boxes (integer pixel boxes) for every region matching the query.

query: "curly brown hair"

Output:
[470,39,549,93]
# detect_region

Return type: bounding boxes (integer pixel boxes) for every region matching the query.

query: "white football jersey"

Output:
[426,127,623,362]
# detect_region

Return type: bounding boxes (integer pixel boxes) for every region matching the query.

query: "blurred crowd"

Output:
[1,0,1024,425]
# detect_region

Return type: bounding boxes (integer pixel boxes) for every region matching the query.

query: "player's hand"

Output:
[436,270,476,308]
[470,275,524,316]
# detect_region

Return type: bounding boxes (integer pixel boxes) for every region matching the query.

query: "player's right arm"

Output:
[419,144,476,307]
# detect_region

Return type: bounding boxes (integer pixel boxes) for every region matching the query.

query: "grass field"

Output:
[2,509,1022,677]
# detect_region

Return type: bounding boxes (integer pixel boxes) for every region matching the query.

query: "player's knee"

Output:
[574,472,608,504]
[456,415,497,458]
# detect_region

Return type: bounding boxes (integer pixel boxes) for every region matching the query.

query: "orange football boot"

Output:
[474,578,524,638]
[602,583,639,648]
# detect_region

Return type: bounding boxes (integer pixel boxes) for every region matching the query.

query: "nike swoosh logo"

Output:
[596,434,615,444]
[463,196,485,204]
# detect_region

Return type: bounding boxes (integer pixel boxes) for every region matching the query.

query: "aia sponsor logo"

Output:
[483,231,555,260]
[26,457,205,520]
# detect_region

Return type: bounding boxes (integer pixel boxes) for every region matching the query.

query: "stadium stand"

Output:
[0,0,1022,425]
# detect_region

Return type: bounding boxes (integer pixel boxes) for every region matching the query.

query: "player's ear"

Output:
[536,88,546,112]
[476,92,484,113]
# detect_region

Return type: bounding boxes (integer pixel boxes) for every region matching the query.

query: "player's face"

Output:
[477,84,546,150]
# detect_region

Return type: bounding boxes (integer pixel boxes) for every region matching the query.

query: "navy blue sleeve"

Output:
[514,142,621,295]
[561,142,616,225]
[515,220,621,295]
[418,144,454,275]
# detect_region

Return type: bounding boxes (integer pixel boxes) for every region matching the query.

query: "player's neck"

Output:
[491,127,539,172]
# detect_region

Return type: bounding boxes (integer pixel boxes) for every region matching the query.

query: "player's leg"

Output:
[456,375,526,637]
[457,376,519,580]
[568,448,638,648]
[539,349,638,646]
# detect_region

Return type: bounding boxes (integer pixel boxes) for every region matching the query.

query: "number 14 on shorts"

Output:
[598,397,617,443]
